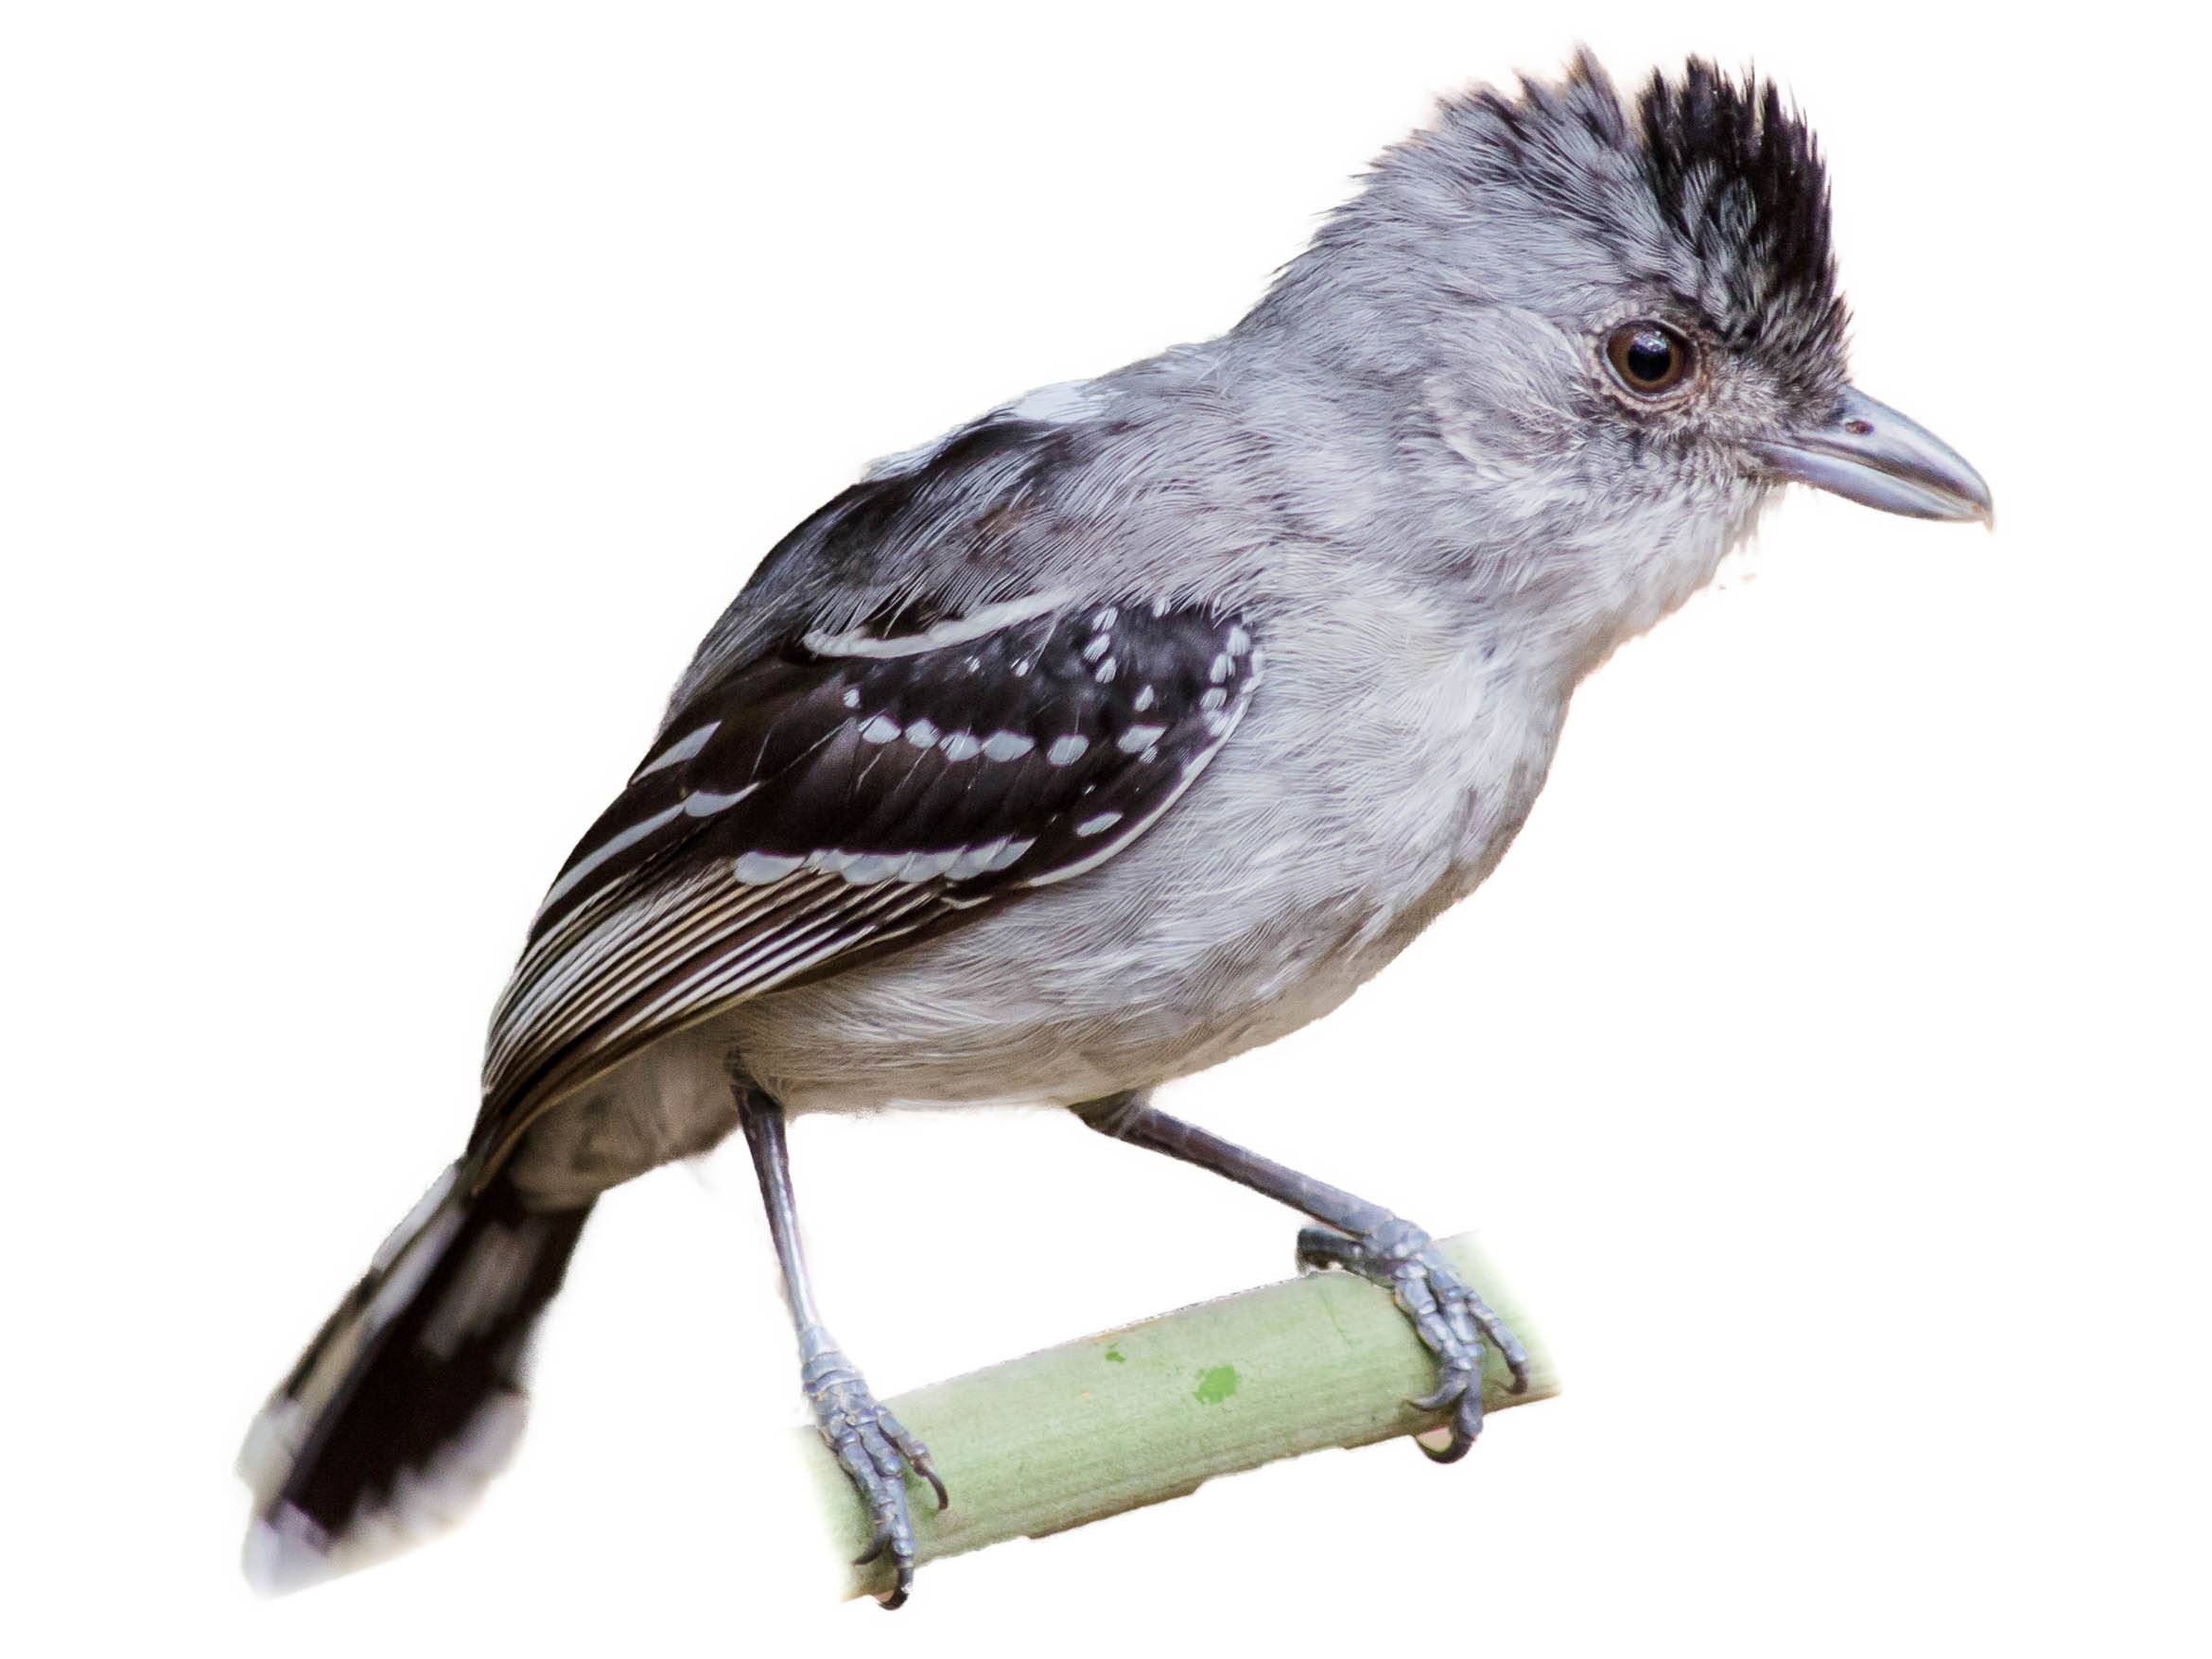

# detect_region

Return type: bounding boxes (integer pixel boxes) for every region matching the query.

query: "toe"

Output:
[1295,1225,1357,1275]
[877,1408,950,1511]
[864,1424,907,1482]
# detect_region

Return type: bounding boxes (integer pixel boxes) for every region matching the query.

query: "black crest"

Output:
[1635,60,1847,375]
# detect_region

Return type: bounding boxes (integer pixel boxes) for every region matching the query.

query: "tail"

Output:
[237,1161,591,1594]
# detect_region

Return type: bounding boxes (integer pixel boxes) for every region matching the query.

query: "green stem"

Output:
[803,1233,1557,1598]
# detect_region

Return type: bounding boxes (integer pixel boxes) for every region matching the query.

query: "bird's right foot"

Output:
[1296,1214,1531,1461]
[799,1327,947,1609]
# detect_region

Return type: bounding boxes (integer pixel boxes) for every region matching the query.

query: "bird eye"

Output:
[1604,322,1695,397]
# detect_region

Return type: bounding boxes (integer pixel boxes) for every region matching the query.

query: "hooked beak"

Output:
[1751,386,1993,524]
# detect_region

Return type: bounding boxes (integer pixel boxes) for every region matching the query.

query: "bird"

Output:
[238,52,1993,1608]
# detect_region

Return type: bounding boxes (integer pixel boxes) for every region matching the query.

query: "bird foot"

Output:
[1296,1215,1530,1461]
[799,1328,947,1609]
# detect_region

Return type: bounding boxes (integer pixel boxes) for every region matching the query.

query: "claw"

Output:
[1407,1374,1466,1413]
[1497,1336,1534,1395]
[852,1526,892,1568]
[1416,1385,1486,1461]
[915,1456,950,1511]
[1420,1428,1475,1464]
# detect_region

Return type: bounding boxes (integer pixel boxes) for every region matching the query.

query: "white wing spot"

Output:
[1133,684,1157,712]
[841,688,862,708]
[1075,811,1123,837]
[904,718,940,748]
[1047,734,1089,765]
[1082,634,1112,663]
[684,785,757,815]
[1119,724,1166,754]
[1209,653,1232,684]
[804,590,1071,660]
[941,732,982,761]
[1093,658,1117,683]
[1200,687,1228,712]
[1018,665,1254,896]
[634,720,720,780]
[860,714,901,744]
[538,803,685,911]
[982,731,1035,761]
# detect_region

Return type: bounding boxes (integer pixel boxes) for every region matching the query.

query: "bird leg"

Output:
[1074,1092,1530,1460]
[734,1078,945,1608]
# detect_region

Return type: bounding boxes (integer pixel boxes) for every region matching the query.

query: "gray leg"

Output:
[735,1078,945,1608]
[1075,1092,1529,1460]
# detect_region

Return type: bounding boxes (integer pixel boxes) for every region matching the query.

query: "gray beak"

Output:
[1751,386,1993,523]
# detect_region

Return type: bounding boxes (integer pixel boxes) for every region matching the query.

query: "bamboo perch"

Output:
[802,1232,1558,1598]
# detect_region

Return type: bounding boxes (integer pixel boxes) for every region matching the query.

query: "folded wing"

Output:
[471,593,1263,1169]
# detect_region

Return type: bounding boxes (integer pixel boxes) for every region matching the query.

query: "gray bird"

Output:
[239,54,1992,1606]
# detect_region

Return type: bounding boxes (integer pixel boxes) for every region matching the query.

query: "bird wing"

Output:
[470,589,1262,1170]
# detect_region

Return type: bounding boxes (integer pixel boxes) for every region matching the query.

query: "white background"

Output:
[5,2,2204,1653]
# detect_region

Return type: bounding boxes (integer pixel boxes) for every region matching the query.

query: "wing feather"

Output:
[470,592,1263,1173]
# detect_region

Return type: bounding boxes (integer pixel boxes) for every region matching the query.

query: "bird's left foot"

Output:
[1297,1215,1531,1461]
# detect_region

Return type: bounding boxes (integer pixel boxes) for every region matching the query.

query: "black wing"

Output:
[472,594,1262,1168]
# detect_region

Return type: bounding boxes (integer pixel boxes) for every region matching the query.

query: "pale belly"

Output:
[504,641,1565,1206]
[729,660,1559,1114]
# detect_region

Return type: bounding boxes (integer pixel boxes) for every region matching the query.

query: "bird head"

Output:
[1248,53,1990,595]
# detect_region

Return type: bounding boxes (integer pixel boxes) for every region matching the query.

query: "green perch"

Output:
[802,1233,1558,1598]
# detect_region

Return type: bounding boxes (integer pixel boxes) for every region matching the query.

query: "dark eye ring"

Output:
[1604,322,1695,397]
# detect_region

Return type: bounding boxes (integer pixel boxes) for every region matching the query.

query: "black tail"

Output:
[237,1162,591,1593]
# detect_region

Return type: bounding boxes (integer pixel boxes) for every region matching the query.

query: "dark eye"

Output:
[1605,322,1695,396]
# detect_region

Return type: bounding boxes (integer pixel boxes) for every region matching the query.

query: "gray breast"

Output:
[726,601,1568,1116]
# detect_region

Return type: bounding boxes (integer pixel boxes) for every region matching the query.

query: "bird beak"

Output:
[1751,387,1993,524]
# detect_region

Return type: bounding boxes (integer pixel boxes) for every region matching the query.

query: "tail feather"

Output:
[239,1162,590,1593]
